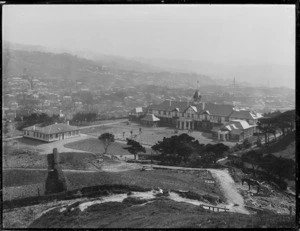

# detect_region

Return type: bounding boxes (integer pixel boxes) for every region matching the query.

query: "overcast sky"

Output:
[3,4,295,67]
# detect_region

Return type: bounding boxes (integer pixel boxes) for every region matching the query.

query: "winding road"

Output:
[144,164,249,214]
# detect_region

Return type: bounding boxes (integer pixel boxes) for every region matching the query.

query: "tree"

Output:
[201,152,218,165]
[242,138,252,149]
[123,139,146,160]
[257,118,272,146]
[151,134,198,165]
[241,150,263,178]
[98,133,115,154]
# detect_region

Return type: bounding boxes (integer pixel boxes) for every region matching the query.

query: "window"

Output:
[191,114,194,118]
[56,134,58,138]
[68,132,71,136]
[50,134,53,139]
[164,111,166,115]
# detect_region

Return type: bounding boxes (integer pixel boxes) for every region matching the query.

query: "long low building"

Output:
[23,122,80,142]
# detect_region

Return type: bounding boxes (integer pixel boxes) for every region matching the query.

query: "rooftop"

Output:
[23,123,79,134]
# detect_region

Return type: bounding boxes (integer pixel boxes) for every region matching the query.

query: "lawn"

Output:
[64,138,151,155]
[3,151,98,170]
[80,123,236,147]
[2,168,225,203]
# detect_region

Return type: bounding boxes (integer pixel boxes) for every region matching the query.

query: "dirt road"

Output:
[208,168,249,214]
[144,164,249,214]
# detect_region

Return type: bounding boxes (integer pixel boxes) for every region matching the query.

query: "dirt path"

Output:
[36,134,92,155]
[144,164,249,214]
[208,168,249,214]
[79,120,128,129]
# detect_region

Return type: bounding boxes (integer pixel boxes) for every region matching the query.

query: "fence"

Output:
[200,204,229,212]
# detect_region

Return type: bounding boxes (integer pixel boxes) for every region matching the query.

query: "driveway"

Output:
[36,134,93,155]
[143,164,249,214]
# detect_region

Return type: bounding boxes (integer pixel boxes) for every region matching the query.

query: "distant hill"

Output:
[3,48,103,80]
[131,57,295,89]
[2,41,216,88]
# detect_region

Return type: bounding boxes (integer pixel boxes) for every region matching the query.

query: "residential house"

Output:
[23,121,80,142]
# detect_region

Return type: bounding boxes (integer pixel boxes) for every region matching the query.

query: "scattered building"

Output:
[131,86,263,142]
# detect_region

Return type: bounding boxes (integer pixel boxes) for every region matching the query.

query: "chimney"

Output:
[169,100,171,107]
[202,102,205,111]
[66,121,69,125]
[32,125,36,130]
[53,148,59,167]
[55,122,58,124]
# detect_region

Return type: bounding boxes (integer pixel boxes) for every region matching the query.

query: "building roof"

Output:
[230,120,253,130]
[23,123,79,134]
[148,100,189,112]
[230,110,262,120]
[203,103,234,117]
[141,114,160,122]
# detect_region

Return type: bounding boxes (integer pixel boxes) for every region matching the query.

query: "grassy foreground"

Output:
[29,199,296,228]
[3,168,223,202]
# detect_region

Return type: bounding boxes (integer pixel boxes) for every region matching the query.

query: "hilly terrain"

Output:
[3,41,215,88]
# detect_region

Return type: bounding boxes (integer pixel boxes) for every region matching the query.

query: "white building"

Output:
[23,122,80,142]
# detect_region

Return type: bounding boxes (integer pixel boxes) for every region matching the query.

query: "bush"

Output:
[175,190,203,201]
[203,194,220,205]
[123,197,148,205]
[243,139,252,149]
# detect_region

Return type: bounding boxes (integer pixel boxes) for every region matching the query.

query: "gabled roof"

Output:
[183,105,198,113]
[230,120,253,129]
[130,106,148,114]
[230,110,262,120]
[148,100,189,112]
[23,123,79,134]
[131,107,144,113]
[141,114,160,122]
[203,103,234,117]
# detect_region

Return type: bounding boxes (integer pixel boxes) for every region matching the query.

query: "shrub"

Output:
[123,197,148,205]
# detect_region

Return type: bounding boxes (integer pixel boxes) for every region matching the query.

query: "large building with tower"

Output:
[130,86,263,142]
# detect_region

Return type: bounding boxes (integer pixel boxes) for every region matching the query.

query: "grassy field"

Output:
[2,168,224,202]
[3,151,98,170]
[64,138,151,155]
[28,199,296,228]
[80,123,236,147]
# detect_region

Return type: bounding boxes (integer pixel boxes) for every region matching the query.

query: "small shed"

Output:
[141,114,160,127]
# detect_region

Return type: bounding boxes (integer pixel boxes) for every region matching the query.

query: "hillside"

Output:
[3,41,215,88]
[3,48,103,80]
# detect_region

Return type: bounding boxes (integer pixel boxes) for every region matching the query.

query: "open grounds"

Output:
[79,120,237,148]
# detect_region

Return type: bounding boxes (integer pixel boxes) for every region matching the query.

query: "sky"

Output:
[3,4,295,67]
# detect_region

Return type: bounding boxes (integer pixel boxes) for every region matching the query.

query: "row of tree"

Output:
[16,113,62,130]
[98,133,230,167]
[241,150,295,181]
[257,110,295,146]
[151,134,229,166]
[71,112,97,123]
